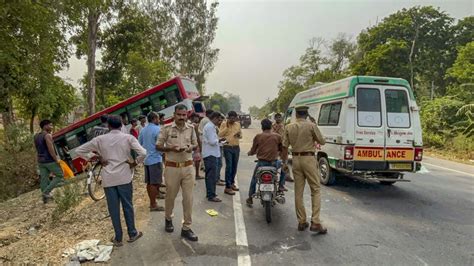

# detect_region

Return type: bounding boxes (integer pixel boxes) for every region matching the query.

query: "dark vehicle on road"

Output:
[240,114,252,128]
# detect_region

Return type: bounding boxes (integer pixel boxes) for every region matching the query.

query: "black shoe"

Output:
[246,197,253,206]
[181,229,198,241]
[165,219,174,233]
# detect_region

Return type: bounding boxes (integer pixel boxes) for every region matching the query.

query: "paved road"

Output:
[112,122,474,265]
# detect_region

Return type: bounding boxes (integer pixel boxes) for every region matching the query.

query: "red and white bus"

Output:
[53,76,205,173]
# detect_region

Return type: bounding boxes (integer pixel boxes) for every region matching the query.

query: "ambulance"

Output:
[286,76,423,185]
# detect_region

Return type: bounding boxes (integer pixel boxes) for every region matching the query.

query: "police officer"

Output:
[156,104,199,241]
[282,105,327,233]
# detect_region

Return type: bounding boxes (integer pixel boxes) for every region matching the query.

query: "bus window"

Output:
[140,101,152,116]
[127,98,150,119]
[65,127,87,149]
[112,108,127,117]
[84,119,101,140]
[150,92,165,111]
[164,84,182,106]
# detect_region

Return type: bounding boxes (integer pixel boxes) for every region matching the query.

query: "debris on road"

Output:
[62,239,113,263]
[417,165,430,174]
[206,209,219,217]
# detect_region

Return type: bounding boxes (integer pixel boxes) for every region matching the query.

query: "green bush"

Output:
[449,134,474,159]
[52,183,82,221]
[420,97,464,142]
[423,132,445,148]
[0,124,38,202]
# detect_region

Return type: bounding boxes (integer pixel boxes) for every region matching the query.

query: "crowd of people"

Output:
[34,103,327,246]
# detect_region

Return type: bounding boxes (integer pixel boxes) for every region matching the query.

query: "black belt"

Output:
[292,152,315,156]
[223,145,239,148]
[257,159,277,163]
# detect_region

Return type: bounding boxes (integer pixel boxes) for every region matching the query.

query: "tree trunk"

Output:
[29,108,37,134]
[86,9,100,116]
[409,27,419,91]
[1,97,14,142]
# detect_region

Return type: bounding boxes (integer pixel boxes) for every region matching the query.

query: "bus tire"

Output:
[318,157,336,186]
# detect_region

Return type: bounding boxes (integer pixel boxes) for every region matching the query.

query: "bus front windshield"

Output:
[181,79,199,96]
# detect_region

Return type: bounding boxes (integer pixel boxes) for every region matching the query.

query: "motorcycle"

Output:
[254,163,286,223]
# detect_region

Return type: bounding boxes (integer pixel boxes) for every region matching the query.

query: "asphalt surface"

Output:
[112,122,474,266]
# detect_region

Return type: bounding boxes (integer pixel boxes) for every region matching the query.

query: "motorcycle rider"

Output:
[246,118,283,206]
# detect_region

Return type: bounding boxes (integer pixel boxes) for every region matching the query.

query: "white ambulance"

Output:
[286,76,423,185]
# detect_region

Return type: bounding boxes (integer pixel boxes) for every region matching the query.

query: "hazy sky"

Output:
[60,0,473,112]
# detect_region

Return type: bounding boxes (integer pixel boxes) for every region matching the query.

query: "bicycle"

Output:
[81,158,136,201]
[81,159,105,201]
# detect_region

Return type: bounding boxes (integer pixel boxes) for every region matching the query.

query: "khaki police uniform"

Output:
[283,110,326,225]
[156,122,197,230]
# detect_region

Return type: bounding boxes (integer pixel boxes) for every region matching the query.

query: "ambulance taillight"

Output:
[414,147,423,161]
[344,146,354,160]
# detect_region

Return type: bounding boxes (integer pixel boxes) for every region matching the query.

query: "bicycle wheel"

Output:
[88,163,105,201]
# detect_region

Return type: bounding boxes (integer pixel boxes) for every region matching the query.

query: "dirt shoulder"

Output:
[0,167,150,264]
[424,148,474,166]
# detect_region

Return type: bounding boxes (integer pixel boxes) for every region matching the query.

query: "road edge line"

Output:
[233,180,251,266]
[423,162,474,177]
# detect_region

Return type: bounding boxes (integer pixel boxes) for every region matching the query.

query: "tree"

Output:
[205,92,242,114]
[328,33,356,76]
[0,1,70,134]
[248,106,260,117]
[143,0,220,94]
[173,0,219,93]
[452,16,474,49]
[68,0,117,116]
[95,4,171,108]
[445,41,474,103]
[225,93,242,113]
[351,6,454,96]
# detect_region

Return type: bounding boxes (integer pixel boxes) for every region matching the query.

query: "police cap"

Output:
[294,105,309,111]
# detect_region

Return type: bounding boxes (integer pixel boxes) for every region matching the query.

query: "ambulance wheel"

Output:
[319,157,336,186]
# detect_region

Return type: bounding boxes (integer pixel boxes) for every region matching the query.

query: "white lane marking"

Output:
[233,180,251,266]
[423,162,474,177]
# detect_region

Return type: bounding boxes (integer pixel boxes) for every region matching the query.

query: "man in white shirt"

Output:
[76,115,147,247]
[202,112,225,202]
[198,109,214,136]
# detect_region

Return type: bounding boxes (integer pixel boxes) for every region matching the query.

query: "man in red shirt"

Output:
[130,119,139,139]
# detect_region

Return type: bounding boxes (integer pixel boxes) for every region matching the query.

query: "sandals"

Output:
[127,231,143,243]
[110,231,142,246]
[150,206,165,212]
[110,237,123,247]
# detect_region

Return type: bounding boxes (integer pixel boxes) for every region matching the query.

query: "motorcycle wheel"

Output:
[264,201,272,223]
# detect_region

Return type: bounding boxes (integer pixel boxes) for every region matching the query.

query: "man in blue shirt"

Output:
[202,112,225,202]
[138,111,164,212]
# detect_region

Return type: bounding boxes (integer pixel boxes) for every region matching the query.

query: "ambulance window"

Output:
[318,104,331,125]
[357,88,382,127]
[328,103,342,125]
[385,89,410,128]
[318,102,342,126]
